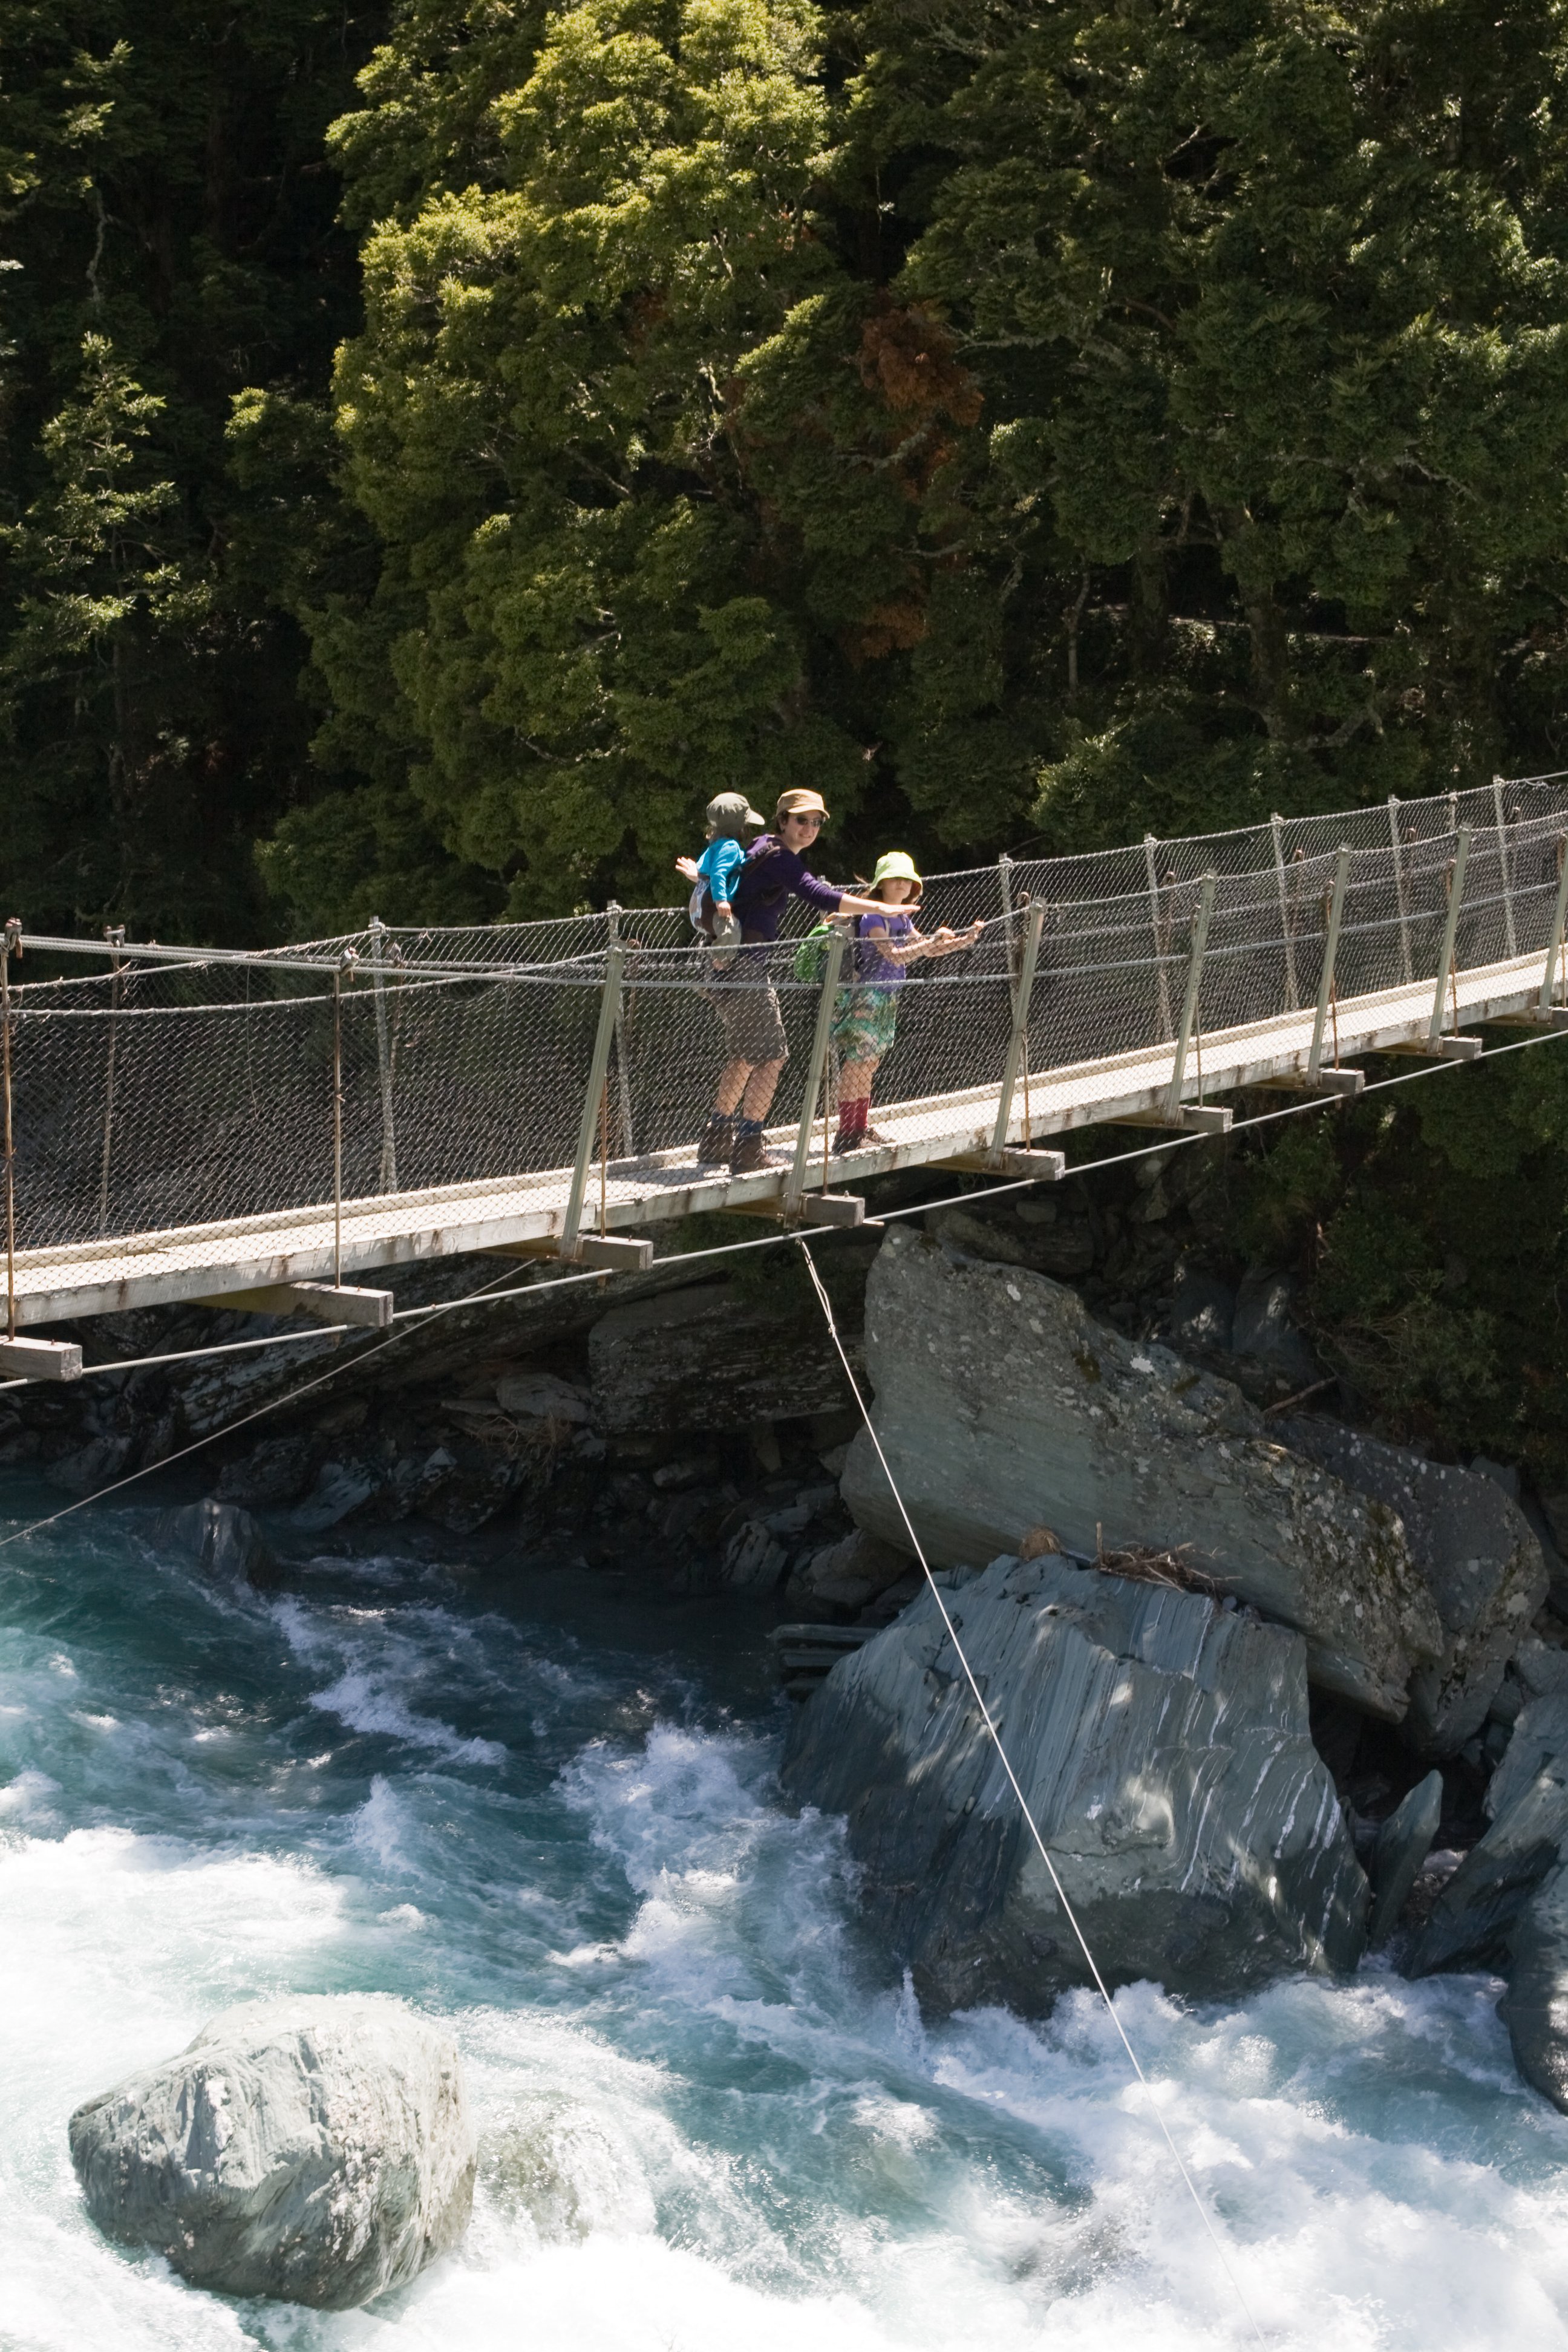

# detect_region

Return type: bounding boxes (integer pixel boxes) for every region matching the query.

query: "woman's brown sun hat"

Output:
[775,788,830,822]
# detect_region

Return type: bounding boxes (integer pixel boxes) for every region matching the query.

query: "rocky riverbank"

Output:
[10,1146,1568,2108]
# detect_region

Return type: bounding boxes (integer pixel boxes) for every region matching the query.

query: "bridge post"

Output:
[1270,815,1300,1010]
[368,916,399,1195]
[990,900,1046,1160]
[605,901,636,1159]
[1428,826,1472,1046]
[1387,796,1413,982]
[1143,835,1174,1036]
[1,916,16,1341]
[1163,875,1217,1122]
[1307,847,1351,1083]
[785,931,846,1217]
[560,945,626,1256]
[1538,835,1568,1014]
[1491,776,1518,958]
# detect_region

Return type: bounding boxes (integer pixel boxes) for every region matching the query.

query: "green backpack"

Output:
[792,921,838,983]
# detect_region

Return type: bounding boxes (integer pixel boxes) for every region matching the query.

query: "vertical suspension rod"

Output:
[1492,776,1518,958]
[1429,826,1472,1045]
[332,964,345,1288]
[560,945,625,1255]
[368,915,399,1195]
[1144,835,1174,1037]
[1307,847,1351,1082]
[786,931,846,1217]
[1270,814,1300,1011]
[990,900,1046,1160]
[1538,835,1568,1014]
[1387,795,1413,983]
[1163,875,1217,1121]
[1,920,18,1341]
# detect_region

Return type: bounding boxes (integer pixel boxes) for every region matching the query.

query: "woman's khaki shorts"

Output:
[708,970,789,1065]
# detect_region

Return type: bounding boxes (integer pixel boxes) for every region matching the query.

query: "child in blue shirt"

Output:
[676,792,766,941]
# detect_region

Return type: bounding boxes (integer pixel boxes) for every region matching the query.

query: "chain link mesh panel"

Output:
[5,777,1568,1289]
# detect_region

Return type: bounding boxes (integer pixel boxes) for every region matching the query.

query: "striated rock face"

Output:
[1410,1762,1568,1976]
[1280,1422,1546,1756]
[1501,1860,1568,2112]
[782,1550,1368,2012]
[68,1996,475,2309]
[840,1229,1442,1720]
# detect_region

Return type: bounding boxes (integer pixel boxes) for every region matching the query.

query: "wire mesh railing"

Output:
[4,776,1568,1285]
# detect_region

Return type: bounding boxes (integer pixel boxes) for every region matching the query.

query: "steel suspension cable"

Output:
[792,1233,1267,2347]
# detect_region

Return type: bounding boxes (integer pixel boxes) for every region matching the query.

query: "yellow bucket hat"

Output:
[868,851,923,897]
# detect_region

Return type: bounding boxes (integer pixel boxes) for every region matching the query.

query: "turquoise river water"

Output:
[2,1472,1567,2351]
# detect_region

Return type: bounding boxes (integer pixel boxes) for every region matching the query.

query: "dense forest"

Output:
[3,0,1568,1474]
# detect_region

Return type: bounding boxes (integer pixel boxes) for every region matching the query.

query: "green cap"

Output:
[707,792,766,836]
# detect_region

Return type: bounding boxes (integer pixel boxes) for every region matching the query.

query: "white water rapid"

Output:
[2,1472,1566,2350]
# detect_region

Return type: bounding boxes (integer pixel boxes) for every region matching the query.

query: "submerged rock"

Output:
[1280,1422,1546,1756]
[151,1500,275,1587]
[781,1550,1368,2011]
[68,1995,474,2308]
[1500,1860,1568,2112]
[840,1229,1442,1720]
[1367,1770,1444,1945]
[1409,1761,1568,1976]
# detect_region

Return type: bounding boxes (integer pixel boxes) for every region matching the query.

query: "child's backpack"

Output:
[792,921,838,983]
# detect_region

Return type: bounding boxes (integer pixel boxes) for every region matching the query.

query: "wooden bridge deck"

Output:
[5,943,1554,1328]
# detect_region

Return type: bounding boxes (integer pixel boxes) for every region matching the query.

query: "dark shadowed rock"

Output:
[1281,1422,1546,1756]
[1232,1270,1317,1384]
[588,1282,849,1434]
[841,1229,1442,1720]
[782,1550,1368,2011]
[1409,1760,1568,1975]
[1486,1696,1568,1823]
[1501,1860,1568,2112]
[1368,1770,1444,1945]
[151,1500,275,1586]
[68,1996,474,2309]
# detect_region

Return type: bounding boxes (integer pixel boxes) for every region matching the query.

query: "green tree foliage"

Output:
[0,0,385,941]
[273,0,1568,932]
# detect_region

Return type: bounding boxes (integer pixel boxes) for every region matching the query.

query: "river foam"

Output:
[2,1483,1567,2350]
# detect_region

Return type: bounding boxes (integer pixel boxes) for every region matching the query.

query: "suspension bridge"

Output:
[4,777,1568,1379]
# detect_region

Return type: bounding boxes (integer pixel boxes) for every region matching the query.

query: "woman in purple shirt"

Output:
[684,789,890,1174]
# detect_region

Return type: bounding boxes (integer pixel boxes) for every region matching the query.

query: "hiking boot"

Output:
[697,1113,734,1163]
[831,1128,865,1157]
[729,1126,782,1175]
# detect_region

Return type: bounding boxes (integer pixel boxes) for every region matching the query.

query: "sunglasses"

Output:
[780,809,824,828]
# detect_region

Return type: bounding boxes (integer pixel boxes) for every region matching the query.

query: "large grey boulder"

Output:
[841,1229,1442,1720]
[1500,1859,1568,2112]
[781,1550,1368,2011]
[1280,1422,1546,1756]
[68,1996,475,2308]
[1409,1760,1568,1976]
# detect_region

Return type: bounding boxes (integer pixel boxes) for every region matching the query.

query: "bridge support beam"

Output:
[560,944,625,1259]
[1429,825,1472,1046]
[1539,834,1568,1016]
[0,1334,82,1382]
[990,901,1046,1162]
[785,930,846,1218]
[1307,846,1351,1085]
[1163,874,1217,1123]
